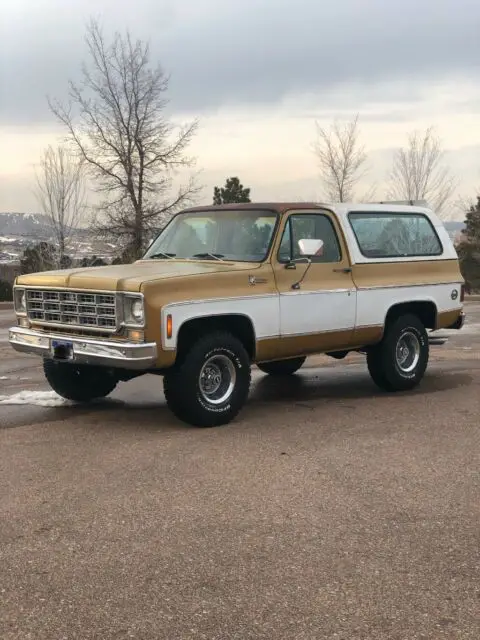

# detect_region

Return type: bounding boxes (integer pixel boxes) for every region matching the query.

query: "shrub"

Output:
[0,279,13,302]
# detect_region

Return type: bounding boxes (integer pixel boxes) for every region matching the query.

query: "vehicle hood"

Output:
[16,259,259,292]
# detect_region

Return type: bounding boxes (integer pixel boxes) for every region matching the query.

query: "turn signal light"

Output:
[166,314,173,339]
[127,329,144,342]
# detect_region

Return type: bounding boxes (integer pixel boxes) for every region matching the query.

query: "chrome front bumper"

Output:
[9,327,157,370]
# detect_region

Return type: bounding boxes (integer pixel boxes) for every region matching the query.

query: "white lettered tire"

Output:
[163,331,251,427]
[367,313,429,392]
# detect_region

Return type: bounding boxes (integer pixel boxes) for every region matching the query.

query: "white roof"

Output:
[304,202,455,264]
[313,202,444,230]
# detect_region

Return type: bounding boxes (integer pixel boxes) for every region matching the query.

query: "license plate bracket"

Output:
[51,339,74,361]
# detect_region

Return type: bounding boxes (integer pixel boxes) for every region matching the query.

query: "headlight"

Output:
[14,288,26,314]
[131,299,144,323]
[123,295,145,327]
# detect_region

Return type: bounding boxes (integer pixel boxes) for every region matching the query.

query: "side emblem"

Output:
[248,275,267,286]
[451,289,458,300]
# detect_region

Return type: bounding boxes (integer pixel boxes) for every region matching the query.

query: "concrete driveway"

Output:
[1,303,479,639]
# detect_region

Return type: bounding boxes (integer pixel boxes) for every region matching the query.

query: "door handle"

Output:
[333,267,352,273]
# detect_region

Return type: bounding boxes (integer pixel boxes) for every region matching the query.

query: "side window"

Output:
[349,212,443,258]
[289,214,341,263]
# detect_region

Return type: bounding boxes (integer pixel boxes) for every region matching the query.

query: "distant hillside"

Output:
[443,221,466,243]
[444,221,465,232]
[444,221,465,230]
[0,212,116,268]
[0,212,90,240]
[0,212,54,238]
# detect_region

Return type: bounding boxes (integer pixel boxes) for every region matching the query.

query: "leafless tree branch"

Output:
[312,114,371,202]
[387,126,457,215]
[48,18,199,259]
[34,145,87,265]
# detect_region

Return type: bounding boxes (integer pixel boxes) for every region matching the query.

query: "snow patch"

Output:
[0,390,72,407]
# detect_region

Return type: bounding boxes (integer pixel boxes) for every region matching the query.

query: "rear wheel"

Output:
[43,359,118,402]
[366,314,429,392]
[163,331,251,427]
[257,357,306,376]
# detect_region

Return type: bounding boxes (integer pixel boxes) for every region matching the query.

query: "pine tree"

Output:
[20,243,57,274]
[464,196,480,243]
[458,195,480,292]
[213,177,251,204]
[80,256,107,267]
[0,280,13,302]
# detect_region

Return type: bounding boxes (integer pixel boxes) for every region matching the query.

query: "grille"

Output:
[25,289,117,331]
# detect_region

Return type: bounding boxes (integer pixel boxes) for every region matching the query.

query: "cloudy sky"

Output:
[1,0,480,219]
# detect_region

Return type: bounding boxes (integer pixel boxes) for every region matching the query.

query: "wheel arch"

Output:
[383,299,438,335]
[175,313,257,361]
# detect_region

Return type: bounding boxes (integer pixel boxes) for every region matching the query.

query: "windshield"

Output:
[143,210,278,262]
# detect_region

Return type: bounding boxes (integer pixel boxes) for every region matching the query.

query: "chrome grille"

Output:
[25,289,117,331]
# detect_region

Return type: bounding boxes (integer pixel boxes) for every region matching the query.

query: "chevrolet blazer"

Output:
[9,201,465,427]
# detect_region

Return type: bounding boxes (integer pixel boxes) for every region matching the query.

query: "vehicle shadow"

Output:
[248,366,473,404]
[52,365,474,433]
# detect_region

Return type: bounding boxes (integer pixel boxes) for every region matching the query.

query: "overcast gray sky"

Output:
[1,0,480,212]
[2,0,480,123]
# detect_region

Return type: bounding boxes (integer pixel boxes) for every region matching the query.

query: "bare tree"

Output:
[453,187,480,222]
[312,115,370,202]
[387,127,457,214]
[49,18,200,259]
[34,145,86,265]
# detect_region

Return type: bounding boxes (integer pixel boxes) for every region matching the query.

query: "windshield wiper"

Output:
[148,252,176,259]
[191,252,225,261]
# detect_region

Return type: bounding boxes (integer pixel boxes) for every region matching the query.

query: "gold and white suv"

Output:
[10,201,465,427]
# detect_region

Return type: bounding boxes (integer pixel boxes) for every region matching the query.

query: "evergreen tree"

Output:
[464,196,480,243]
[59,254,73,269]
[80,256,107,267]
[20,243,57,274]
[213,177,251,204]
[0,280,13,302]
[458,195,480,292]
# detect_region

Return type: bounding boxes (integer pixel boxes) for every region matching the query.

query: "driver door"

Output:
[272,211,357,356]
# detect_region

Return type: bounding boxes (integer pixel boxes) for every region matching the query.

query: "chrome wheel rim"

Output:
[395,331,421,373]
[199,354,236,405]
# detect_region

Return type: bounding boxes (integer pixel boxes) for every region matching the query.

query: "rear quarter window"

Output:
[348,212,443,258]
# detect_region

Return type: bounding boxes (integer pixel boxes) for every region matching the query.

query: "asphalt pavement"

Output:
[1,303,479,639]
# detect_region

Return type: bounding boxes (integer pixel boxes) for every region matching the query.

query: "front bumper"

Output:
[8,327,157,370]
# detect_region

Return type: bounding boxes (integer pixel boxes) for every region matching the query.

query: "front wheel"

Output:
[257,356,306,376]
[43,359,118,402]
[163,331,251,427]
[366,313,429,392]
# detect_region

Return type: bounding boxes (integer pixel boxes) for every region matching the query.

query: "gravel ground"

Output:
[0,303,479,639]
